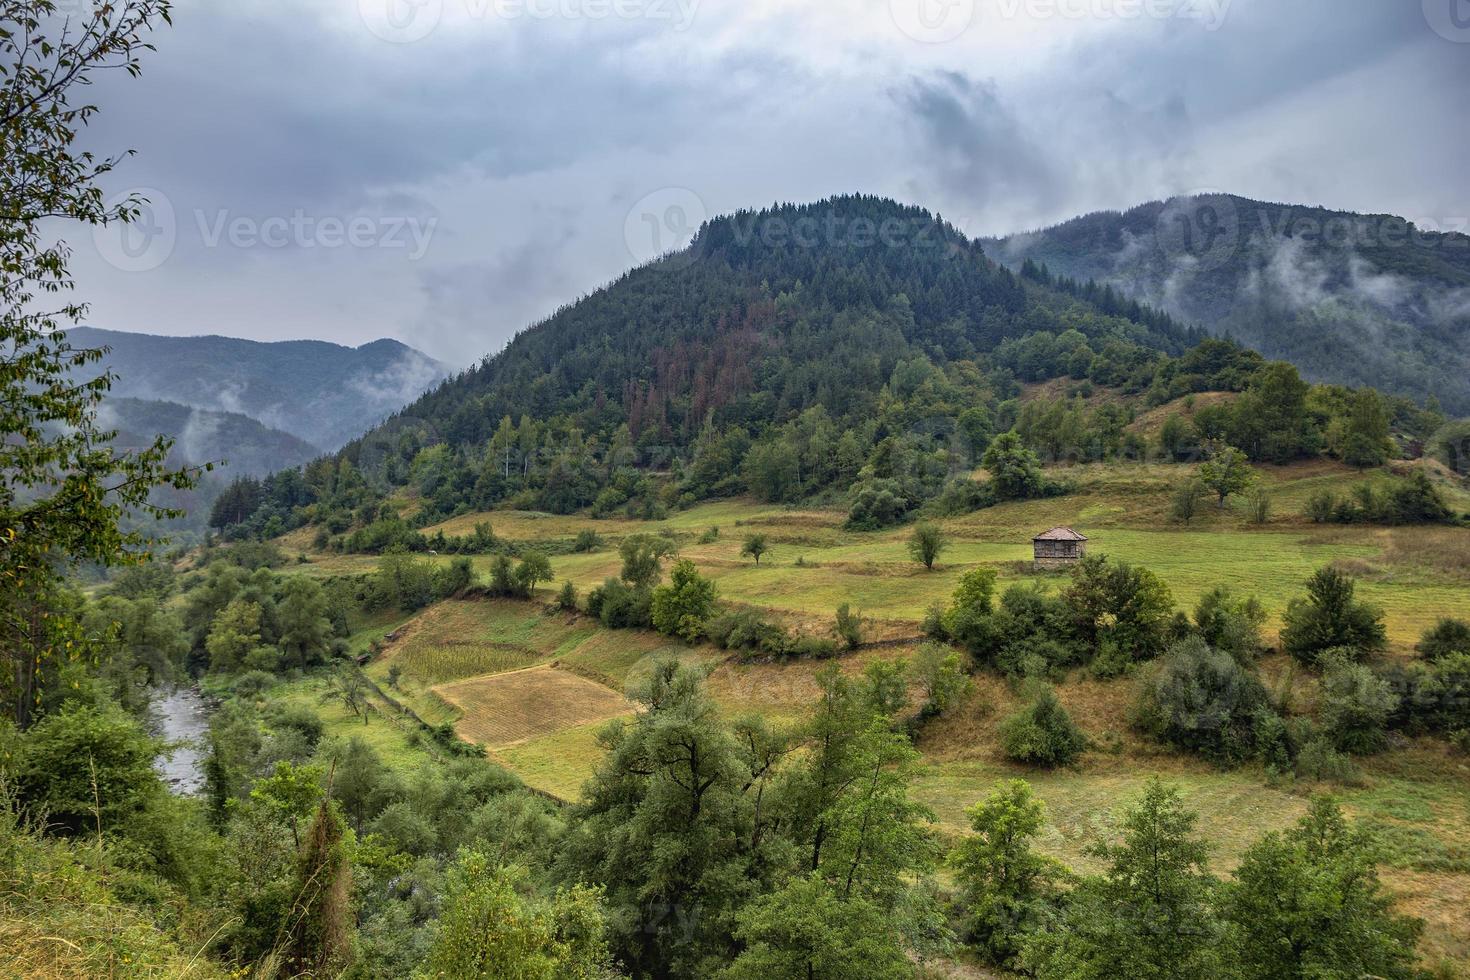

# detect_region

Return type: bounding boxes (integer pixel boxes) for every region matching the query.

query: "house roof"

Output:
[1034,526,1088,542]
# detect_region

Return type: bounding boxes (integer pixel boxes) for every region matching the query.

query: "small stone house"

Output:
[1033,526,1087,568]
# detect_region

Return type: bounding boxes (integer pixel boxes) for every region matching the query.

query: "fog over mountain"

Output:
[986,194,1470,412]
[72,327,447,452]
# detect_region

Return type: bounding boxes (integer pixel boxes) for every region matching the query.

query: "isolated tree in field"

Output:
[1222,797,1421,980]
[514,551,554,595]
[949,779,1065,966]
[1170,479,1201,524]
[1197,444,1255,509]
[1023,780,1221,979]
[1280,567,1387,666]
[320,668,371,724]
[618,533,674,588]
[0,0,195,727]
[907,522,947,570]
[741,532,769,565]
[982,432,1045,501]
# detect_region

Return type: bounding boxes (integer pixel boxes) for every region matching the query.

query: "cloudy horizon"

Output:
[72,0,1470,367]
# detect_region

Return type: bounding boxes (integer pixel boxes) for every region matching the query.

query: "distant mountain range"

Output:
[985,194,1470,413]
[99,397,322,477]
[72,327,448,454]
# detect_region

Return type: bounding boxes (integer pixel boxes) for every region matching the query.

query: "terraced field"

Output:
[435,665,634,747]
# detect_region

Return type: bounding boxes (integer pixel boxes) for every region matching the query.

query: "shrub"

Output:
[1387,653,1470,735]
[834,603,865,650]
[572,529,602,553]
[1000,684,1086,767]
[1305,489,1337,523]
[1135,637,1268,764]
[1280,568,1386,666]
[1307,473,1453,526]
[1249,488,1271,524]
[706,609,788,656]
[1417,618,1470,661]
[556,580,579,612]
[846,478,910,530]
[586,578,652,629]
[1170,480,1201,524]
[1063,555,1174,669]
[1319,657,1399,755]
[931,478,996,516]
[911,643,970,718]
[1193,587,1266,662]
[232,670,276,698]
[1292,734,1362,785]
[785,635,838,660]
[943,567,999,654]
[987,584,1081,676]
[269,703,326,749]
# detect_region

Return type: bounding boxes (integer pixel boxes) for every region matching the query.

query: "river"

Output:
[151,686,213,795]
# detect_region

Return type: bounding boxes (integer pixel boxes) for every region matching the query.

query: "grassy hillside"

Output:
[292,458,1470,649]
[284,452,1470,967]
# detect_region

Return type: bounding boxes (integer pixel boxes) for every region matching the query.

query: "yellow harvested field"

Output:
[434,665,633,748]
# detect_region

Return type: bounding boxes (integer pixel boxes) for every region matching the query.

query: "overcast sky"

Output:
[73,0,1470,367]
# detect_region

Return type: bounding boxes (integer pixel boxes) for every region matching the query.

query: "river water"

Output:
[151,687,213,795]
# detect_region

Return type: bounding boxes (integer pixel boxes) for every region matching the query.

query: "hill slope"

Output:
[71,327,447,451]
[339,196,1205,492]
[986,194,1470,413]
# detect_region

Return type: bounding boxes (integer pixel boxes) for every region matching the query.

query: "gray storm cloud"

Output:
[65,0,1469,367]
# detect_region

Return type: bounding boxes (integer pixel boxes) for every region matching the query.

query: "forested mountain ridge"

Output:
[208,194,1458,542]
[380,196,1191,445]
[70,327,448,451]
[986,194,1470,413]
